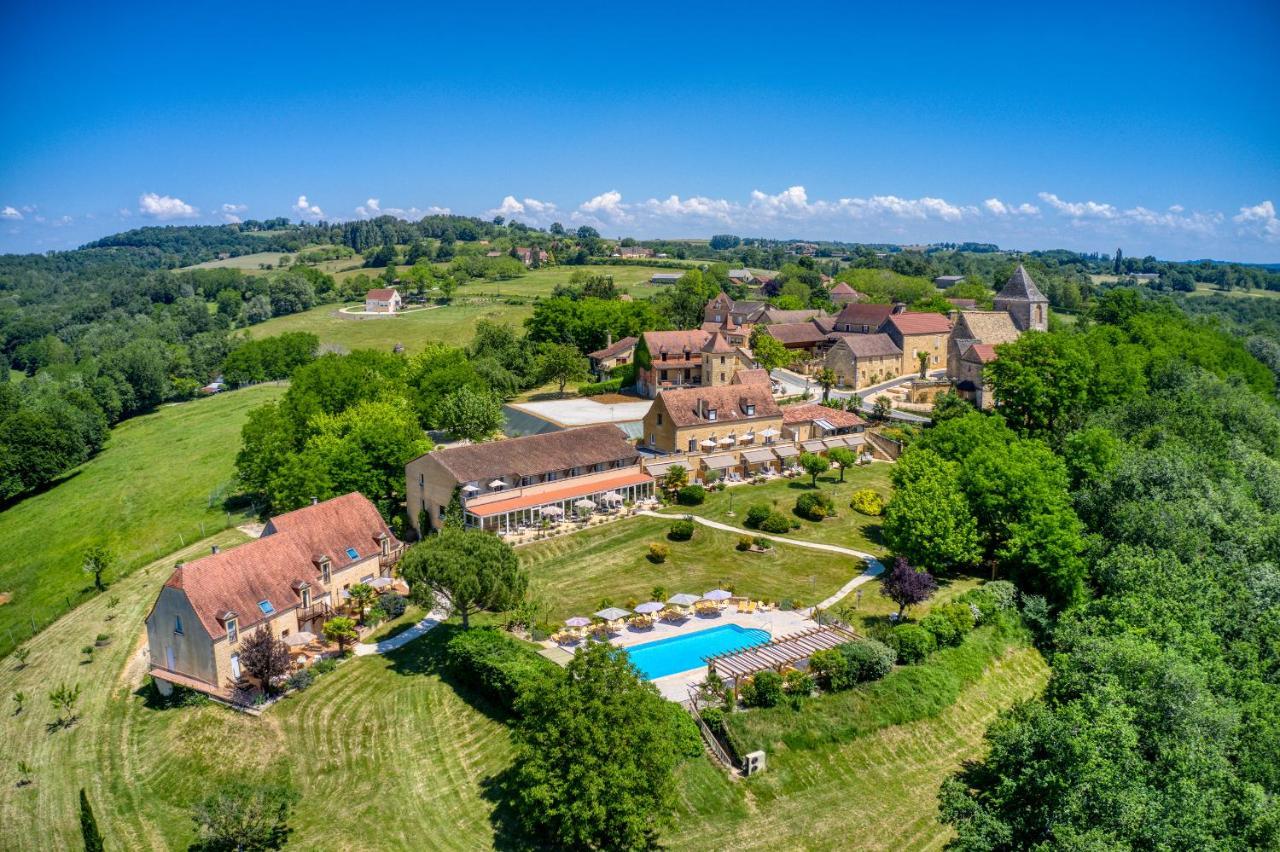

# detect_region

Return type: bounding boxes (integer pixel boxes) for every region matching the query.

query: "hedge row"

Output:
[579,378,623,396]
[445,628,563,715]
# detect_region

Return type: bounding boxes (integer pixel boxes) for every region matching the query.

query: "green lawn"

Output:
[458,263,694,300]
[519,515,866,618]
[244,300,536,353]
[0,519,1044,849]
[0,384,285,658]
[659,464,894,556]
[185,250,301,271]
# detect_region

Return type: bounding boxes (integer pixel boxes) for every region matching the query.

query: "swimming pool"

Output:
[624,624,770,680]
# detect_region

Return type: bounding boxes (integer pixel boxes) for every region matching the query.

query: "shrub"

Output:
[94,633,111,646]
[676,485,705,505]
[446,628,564,715]
[579,378,623,396]
[784,669,815,697]
[668,520,695,541]
[939,602,977,635]
[955,589,997,622]
[744,503,772,529]
[795,491,836,521]
[849,489,885,516]
[759,511,792,534]
[1021,594,1053,643]
[285,669,314,692]
[699,705,726,736]
[741,671,785,708]
[840,638,897,682]
[703,469,721,485]
[808,648,851,691]
[647,542,669,563]
[311,658,338,675]
[982,580,1019,612]
[920,610,962,647]
[378,592,409,619]
[885,624,935,664]
[753,536,771,550]
[736,536,752,551]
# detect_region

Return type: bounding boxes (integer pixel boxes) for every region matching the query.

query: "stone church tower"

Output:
[993,264,1049,332]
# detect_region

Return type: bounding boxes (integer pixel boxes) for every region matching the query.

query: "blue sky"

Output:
[2,1,1278,260]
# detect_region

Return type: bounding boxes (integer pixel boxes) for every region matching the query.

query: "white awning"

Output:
[599,491,623,504]
[488,479,506,489]
[700,438,718,448]
[702,453,737,469]
[462,484,480,492]
[802,440,827,453]
[719,436,735,445]
[845,434,866,446]
[741,448,777,464]
[538,505,564,516]
[644,460,682,476]
[773,444,800,458]
[822,437,846,449]
[759,427,779,437]
[813,418,836,432]
[574,499,596,510]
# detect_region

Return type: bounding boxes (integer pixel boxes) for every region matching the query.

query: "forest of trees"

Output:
[879,293,1280,847]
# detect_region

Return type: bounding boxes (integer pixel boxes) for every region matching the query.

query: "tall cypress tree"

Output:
[79,788,104,852]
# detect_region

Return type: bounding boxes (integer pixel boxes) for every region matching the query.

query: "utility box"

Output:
[743,750,766,776]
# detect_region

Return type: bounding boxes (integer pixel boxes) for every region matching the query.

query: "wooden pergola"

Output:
[706,625,860,693]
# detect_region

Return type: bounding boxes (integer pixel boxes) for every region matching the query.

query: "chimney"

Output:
[891,302,906,314]
[948,310,959,323]
[211,545,220,555]
[606,330,613,347]
[311,496,319,505]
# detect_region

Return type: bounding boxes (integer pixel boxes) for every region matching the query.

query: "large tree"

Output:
[437,386,503,442]
[881,450,980,571]
[190,781,298,852]
[510,641,690,850]
[398,529,527,628]
[536,343,590,394]
[749,328,790,372]
[984,331,1092,438]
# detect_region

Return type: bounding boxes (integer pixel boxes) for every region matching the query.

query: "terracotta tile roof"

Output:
[702,332,738,354]
[760,308,826,324]
[468,469,653,517]
[830,282,857,295]
[834,303,896,330]
[964,343,1000,363]
[730,368,771,386]
[656,384,781,428]
[884,311,953,335]
[588,336,638,360]
[164,493,397,640]
[642,329,710,356]
[828,333,902,359]
[365,288,398,300]
[781,403,867,428]
[766,321,829,346]
[422,424,639,483]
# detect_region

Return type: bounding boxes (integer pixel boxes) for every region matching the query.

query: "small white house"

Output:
[365,288,402,314]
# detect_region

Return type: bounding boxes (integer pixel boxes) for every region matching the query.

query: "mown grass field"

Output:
[186,251,301,271]
[659,464,894,556]
[458,263,694,299]
[0,384,285,658]
[519,515,867,619]
[244,300,537,353]
[0,517,1045,850]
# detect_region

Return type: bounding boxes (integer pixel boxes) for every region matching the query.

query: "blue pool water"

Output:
[625,624,770,680]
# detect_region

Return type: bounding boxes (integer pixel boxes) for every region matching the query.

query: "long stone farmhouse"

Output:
[406,424,655,535]
[145,493,402,699]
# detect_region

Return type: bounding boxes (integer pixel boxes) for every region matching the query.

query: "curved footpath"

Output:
[354,514,885,655]
[637,510,885,611]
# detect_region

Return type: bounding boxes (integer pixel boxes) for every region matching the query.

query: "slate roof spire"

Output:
[995,264,1046,302]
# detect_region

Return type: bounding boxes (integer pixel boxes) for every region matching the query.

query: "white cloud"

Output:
[354,198,449,220]
[118,208,131,218]
[1037,192,1118,219]
[1233,200,1280,242]
[139,192,198,219]
[52,215,72,227]
[984,198,1039,216]
[575,190,630,224]
[220,203,247,224]
[1,206,22,220]
[292,195,324,221]
[488,195,558,225]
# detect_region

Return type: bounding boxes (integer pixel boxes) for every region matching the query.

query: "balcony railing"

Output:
[380,544,405,570]
[295,601,333,625]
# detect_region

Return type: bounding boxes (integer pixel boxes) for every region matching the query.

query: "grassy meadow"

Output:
[658,464,894,556]
[0,518,1045,850]
[244,300,537,353]
[0,384,285,658]
[519,515,867,620]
